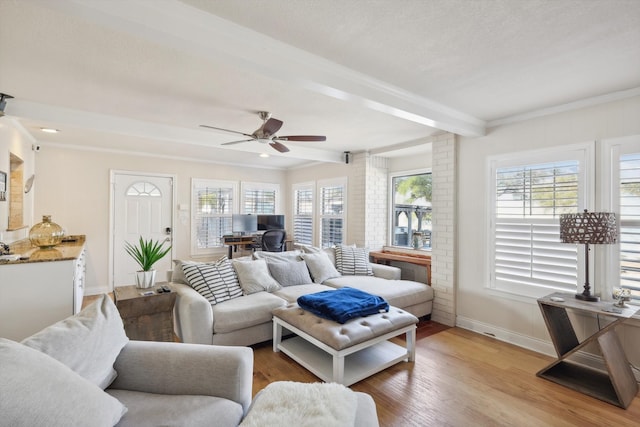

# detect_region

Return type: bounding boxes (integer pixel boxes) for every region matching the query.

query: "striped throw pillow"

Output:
[334,245,373,276]
[182,256,243,305]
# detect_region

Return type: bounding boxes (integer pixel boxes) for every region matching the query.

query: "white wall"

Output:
[0,119,35,243]
[457,96,640,365]
[34,145,285,294]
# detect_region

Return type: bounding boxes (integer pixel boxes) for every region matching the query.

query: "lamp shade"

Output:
[559,209,617,244]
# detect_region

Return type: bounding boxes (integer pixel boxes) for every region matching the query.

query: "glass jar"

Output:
[29,215,65,248]
[412,231,423,250]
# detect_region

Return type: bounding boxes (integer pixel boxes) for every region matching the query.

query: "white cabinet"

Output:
[0,240,86,341]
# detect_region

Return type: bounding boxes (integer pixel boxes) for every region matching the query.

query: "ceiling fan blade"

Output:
[274,135,326,142]
[270,140,290,153]
[221,139,255,146]
[262,118,283,136]
[200,124,254,138]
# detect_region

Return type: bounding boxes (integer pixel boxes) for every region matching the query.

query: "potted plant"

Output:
[124,236,172,289]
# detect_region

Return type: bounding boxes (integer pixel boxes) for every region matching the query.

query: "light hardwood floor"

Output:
[252,322,640,427]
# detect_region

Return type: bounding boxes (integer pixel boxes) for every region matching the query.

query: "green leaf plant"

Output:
[124,236,172,272]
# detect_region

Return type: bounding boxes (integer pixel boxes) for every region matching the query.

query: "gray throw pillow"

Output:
[301,252,341,283]
[21,294,129,389]
[182,256,243,305]
[267,260,313,287]
[172,259,198,284]
[0,338,127,427]
[233,259,282,294]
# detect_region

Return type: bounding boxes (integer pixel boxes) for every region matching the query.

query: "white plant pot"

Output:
[135,270,157,289]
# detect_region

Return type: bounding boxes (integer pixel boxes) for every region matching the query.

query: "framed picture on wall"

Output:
[0,171,6,201]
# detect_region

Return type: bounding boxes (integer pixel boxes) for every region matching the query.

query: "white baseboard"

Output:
[455,316,640,384]
[456,315,555,356]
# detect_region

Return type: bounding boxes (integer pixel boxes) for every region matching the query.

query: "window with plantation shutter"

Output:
[191,179,237,255]
[489,145,591,297]
[319,179,346,248]
[293,183,313,245]
[619,152,640,300]
[241,182,279,214]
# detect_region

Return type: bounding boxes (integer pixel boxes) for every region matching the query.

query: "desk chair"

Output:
[261,229,286,252]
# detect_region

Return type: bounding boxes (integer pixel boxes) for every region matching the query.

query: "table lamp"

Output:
[560,209,617,302]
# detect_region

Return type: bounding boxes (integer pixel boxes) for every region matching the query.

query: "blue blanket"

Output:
[297,287,389,324]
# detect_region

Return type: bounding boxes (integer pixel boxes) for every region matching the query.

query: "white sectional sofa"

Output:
[171,246,434,347]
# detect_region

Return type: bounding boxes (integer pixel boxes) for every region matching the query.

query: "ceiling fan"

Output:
[200,111,326,153]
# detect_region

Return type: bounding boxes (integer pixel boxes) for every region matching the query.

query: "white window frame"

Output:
[388,168,432,248]
[602,135,640,303]
[240,181,281,214]
[191,178,238,256]
[292,182,315,246]
[318,177,347,248]
[486,142,594,298]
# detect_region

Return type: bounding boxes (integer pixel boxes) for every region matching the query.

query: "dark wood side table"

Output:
[114,282,177,342]
[537,292,638,408]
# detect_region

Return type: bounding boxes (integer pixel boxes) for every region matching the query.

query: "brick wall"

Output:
[350,152,388,249]
[430,133,457,326]
[351,142,456,326]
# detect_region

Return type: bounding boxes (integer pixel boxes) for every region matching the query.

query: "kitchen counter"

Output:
[1,235,86,265]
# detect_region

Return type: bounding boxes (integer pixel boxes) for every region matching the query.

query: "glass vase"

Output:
[29,215,65,248]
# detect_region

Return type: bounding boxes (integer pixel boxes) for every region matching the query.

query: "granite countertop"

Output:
[0,235,86,265]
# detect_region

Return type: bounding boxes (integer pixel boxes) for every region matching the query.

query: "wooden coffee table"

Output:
[272,304,417,386]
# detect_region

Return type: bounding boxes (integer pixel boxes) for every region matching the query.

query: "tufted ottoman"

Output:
[272,303,418,386]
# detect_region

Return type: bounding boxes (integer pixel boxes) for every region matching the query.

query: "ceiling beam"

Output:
[8,100,344,163]
[36,0,486,137]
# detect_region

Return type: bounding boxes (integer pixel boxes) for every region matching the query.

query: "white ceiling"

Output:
[0,0,638,169]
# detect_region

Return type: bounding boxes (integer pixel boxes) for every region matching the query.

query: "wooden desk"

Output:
[223,236,256,259]
[537,292,638,408]
[223,235,294,258]
[114,283,177,342]
[369,250,431,285]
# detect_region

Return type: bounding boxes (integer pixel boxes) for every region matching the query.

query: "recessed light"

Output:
[259,153,269,158]
[40,127,59,133]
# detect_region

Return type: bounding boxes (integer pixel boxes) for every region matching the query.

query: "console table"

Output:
[537,292,638,408]
[369,250,431,285]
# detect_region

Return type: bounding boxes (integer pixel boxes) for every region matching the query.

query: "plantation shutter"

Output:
[293,186,313,245]
[243,188,276,214]
[620,152,640,299]
[192,180,234,250]
[494,161,580,292]
[320,184,344,248]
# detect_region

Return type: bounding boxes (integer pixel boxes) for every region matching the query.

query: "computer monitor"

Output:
[232,214,258,235]
[257,214,285,230]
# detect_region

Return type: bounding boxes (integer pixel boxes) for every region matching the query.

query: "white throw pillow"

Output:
[301,252,341,283]
[182,256,243,305]
[233,259,282,294]
[253,249,303,262]
[21,294,129,389]
[335,245,373,276]
[0,338,127,427]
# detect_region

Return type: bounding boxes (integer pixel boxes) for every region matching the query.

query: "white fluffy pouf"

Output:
[240,381,358,427]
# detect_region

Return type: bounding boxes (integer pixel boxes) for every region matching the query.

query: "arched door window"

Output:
[126,182,161,197]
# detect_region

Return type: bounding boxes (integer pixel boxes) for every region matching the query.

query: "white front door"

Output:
[111,172,174,288]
